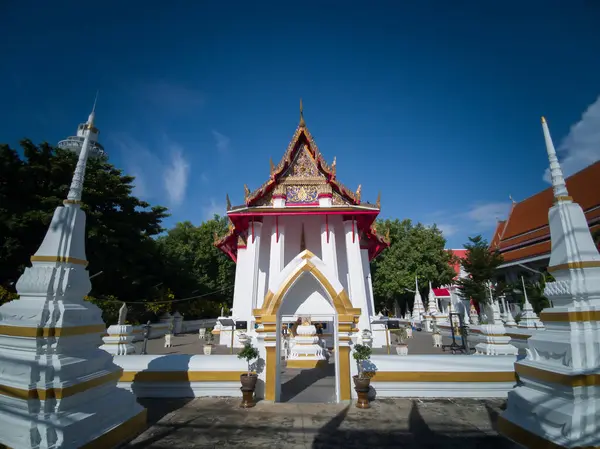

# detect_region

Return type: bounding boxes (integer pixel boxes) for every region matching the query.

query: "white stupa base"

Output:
[287,324,328,369]
[474,324,519,356]
[100,324,136,355]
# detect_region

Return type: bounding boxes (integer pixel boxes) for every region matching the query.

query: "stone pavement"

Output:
[281,359,336,403]
[126,397,520,449]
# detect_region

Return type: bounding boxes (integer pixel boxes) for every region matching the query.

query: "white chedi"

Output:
[287,317,327,367]
[517,277,544,329]
[469,303,480,325]
[100,303,135,355]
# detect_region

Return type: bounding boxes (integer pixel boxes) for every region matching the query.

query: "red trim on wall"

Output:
[228,210,378,217]
[238,245,247,250]
[272,194,287,200]
[318,193,333,199]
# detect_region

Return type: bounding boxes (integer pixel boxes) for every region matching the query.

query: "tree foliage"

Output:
[0,140,234,324]
[455,235,504,305]
[370,219,456,313]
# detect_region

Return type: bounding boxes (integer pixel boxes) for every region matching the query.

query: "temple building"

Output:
[214,103,389,402]
[215,103,389,336]
[491,160,600,281]
[432,248,468,313]
[58,100,106,158]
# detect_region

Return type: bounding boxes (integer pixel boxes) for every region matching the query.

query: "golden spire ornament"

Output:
[385,226,391,243]
[355,184,362,202]
[213,231,219,244]
[244,184,250,200]
[270,157,275,176]
[226,193,231,211]
[331,156,336,176]
[376,191,381,208]
[299,98,306,127]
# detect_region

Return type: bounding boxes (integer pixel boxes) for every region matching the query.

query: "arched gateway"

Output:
[254,250,361,401]
[214,102,389,402]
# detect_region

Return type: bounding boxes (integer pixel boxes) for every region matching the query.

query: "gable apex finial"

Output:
[299,98,306,127]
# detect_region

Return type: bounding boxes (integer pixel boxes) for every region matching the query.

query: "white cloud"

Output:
[111,133,190,207]
[212,130,230,154]
[163,145,190,207]
[436,223,459,237]
[202,198,225,220]
[544,95,600,182]
[465,201,511,229]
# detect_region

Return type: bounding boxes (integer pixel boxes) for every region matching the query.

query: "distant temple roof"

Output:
[492,160,600,266]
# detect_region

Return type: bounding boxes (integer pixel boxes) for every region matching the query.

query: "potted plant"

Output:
[393,327,409,355]
[432,323,442,348]
[352,343,373,409]
[203,329,214,355]
[237,342,260,408]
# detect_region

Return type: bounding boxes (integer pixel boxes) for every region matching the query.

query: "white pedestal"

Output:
[474,324,518,356]
[287,323,328,369]
[100,324,136,355]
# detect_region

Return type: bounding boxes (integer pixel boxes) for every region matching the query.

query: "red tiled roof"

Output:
[433,288,450,297]
[492,161,600,264]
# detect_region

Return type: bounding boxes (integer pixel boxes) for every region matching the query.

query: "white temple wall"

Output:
[361,248,376,317]
[278,274,335,317]
[343,219,370,332]
[283,216,301,266]
[256,218,272,310]
[231,240,253,323]
[332,216,350,293]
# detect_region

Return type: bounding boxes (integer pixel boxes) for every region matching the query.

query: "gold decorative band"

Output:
[63,199,81,205]
[0,323,106,338]
[80,408,147,449]
[554,196,573,202]
[0,369,121,400]
[30,255,89,266]
[119,371,245,382]
[540,310,600,323]
[547,261,600,272]
[516,363,600,387]
[370,371,516,382]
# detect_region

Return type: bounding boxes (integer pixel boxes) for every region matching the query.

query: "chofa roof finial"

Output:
[299,98,306,128]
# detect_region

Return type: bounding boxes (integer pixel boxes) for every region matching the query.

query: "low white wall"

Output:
[114,354,246,398]
[353,354,518,399]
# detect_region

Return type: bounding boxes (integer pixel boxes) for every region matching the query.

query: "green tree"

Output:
[370,219,456,314]
[455,235,504,305]
[156,216,236,318]
[0,140,169,304]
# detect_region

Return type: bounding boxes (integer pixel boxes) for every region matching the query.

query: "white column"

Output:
[320,215,338,280]
[360,248,375,317]
[343,219,370,332]
[248,221,263,311]
[268,217,285,292]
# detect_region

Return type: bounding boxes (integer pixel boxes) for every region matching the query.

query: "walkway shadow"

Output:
[128,354,194,443]
[281,362,335,403]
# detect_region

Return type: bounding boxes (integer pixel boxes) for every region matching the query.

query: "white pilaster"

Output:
[343,219,370,332]
[268,218,285,291]
[320,216,338,280]
[249,221,263,311]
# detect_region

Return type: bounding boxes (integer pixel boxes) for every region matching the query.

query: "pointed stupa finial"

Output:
[88,90,98,127]
[521,276,531,306]
[226,194,231,211]
[541,116,570,201]
[415,276,419,291]
[299,98,306,127]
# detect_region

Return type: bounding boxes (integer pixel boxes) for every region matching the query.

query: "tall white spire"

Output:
[66,96,97,202]
[411,276,425,321]
[541,117,570,201]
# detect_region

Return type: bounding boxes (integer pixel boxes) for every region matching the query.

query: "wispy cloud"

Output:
[435,223,459,237]
[111,133,190,207]
[202,198,225,220]
[212,130,230,154]
[163,144,190,207]
[464,201,511,229]
[200,173,210,184]
[544,95,600,182]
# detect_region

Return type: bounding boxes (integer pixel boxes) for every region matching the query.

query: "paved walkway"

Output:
[127,397,520,448]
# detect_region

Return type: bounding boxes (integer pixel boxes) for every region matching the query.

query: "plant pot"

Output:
[240,373,258,408]
[352,375,371,409]
[203,344,213,355]
[396,344,408,355]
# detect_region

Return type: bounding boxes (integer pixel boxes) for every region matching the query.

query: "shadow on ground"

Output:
[126,397,520,449]
[281,362,335,403]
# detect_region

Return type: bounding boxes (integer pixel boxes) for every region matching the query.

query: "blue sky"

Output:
[1,1,599,248]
